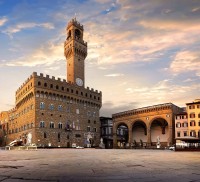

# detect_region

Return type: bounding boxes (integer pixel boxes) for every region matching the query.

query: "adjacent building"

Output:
[112,103,182,148]
[186,99,200,138]
[100,117,113,149]
[100,116,128,149]
[175,112,188,138]
[0,18,102,147]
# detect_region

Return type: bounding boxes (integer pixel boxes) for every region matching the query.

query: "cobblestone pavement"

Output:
[0,149,200,182]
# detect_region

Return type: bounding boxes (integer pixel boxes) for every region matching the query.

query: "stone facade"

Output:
[175,112,188,138]
[112,103,182,148]
[0,111,9,146]
[0,18,102,148]
[186,99,200,138]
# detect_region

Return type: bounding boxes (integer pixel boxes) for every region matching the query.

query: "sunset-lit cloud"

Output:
[104,73,124,77]
[3,22,54,38]
[170,51,200,76]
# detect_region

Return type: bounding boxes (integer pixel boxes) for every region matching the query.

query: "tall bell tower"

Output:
[64,18,87,87]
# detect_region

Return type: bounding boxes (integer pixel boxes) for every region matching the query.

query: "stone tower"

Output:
[64,18,87,87]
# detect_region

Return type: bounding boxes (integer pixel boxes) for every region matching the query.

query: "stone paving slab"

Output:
[0,149,200,182]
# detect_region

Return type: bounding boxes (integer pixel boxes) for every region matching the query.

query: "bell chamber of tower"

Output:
[64,18,87,87]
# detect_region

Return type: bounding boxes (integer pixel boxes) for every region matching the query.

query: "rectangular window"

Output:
[190,131,196,137]
[183,131,187,137]
[190,113,195,118]
[189,105,195,109]
[87,126,90,132]
[197,105,200,109]
[190,121,196,126]
[177,132,181,137]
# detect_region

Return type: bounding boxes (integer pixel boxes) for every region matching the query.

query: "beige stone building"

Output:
[112,103,182,148]
[186,99,200,138]
[0,18,102,147]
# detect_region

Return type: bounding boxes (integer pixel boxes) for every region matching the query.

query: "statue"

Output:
[157,136,161,148]
[99,137,105,149]
[86,133,92,148]
[140,139,143,147]
[26,133,32,146]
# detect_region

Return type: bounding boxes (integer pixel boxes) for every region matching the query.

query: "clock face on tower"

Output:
[76,78,83,86]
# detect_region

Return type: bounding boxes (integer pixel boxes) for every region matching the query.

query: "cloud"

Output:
[0,17,8,26]
[104,73,124,77]
[100,101,138,117]
[1,40,64,67]
[2,22,54,37]
[170,51,200,76]
[81,0,200,67]
[120,79,200,108]
[192,7,200,12]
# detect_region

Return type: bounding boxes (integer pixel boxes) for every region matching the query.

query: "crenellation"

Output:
[40,73,43,77]
[32,72,37,77]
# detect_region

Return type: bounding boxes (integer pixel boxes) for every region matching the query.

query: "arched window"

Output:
[58,105,63,111]
[49,104,54,110]
[40,121,45,128]
[75,29,81,38]
[65,122,70,131]
[58,122,63,129]
[44,83,47,87]
[40,102,45,109]
[50,122,54,129]
[87,126,90,132]
[38,81,41,86]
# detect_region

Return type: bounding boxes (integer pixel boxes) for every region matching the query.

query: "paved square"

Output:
[0,149,200,182]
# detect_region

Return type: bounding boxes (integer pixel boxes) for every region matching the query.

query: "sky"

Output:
[0,0,200,117]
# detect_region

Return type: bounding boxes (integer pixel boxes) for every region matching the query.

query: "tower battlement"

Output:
[67,18,83,30]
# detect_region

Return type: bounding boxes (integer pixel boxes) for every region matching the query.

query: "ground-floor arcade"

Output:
[113,117,171,148]
[112,103,182,149]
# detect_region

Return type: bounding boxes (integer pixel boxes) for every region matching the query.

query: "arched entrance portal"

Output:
[150,118,169,147]
[117,123,128,148]
[132,120,147,147]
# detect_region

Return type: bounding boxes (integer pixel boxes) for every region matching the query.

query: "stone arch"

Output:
[131,120,147,144]
[149,117,169,146]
